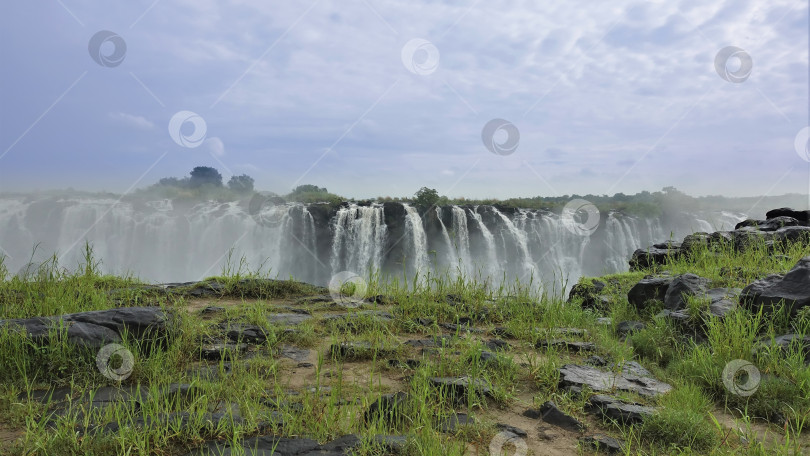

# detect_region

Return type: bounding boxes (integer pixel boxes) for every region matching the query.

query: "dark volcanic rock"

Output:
[774,226,810,245]
[436,412,475,434]
[365,392,409,425]
[568,280,607,309]
[629,242,680,270]
[537,401,585,432]
[766,208,810,225]
[279,345,311,362]
[580,434,625,454]
[663,274,710,311]
[429,376,492,400]
[199,342,246,361]
[616,321,645,338]
[0,306,168,348]
[740,256,810,316]
[266,312,312,326]
[219,322,269,344]
[586,394,656,424]
[558,363,672,397]
[627,277,672,310]
[753,334,810,363]
[536,339,596,353]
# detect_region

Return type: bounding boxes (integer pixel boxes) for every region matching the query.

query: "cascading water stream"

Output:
[330,204,387,275]
[402,204,431,275]
[435,207,459,271]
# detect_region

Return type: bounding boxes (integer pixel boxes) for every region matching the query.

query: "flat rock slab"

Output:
[329,341,395,360]
[436,413,475,434]
[580,434,625,454]
[536,339,596,353]
[0,306,168,348]
[558,363,672,397]
[266,313,312,326]
[429,376,492,399]
[586,394,656,424]
[323,310,394,323]
[404,337,452,348]
[279,345,311,362]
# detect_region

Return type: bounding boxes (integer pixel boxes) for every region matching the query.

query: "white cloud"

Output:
[108,112,154,130]
[203,137,226,157]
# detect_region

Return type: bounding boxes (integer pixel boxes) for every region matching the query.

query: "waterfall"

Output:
[468,206,498,276]
[435,207,459,271]
[403,204,430,275]
[0,195,751,294]
[450,206,472,271]
[330,204,386,276]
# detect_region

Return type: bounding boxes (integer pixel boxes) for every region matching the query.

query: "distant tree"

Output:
[189,166,223,188]
[158,177,187,187]
[227,174,254,193]
[413,187,440,209]
[292,184,327,194]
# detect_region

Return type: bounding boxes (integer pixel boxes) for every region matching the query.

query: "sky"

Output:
[0,0,808,200]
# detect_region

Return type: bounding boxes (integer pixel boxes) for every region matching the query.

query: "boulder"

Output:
[629,243,681,270]
[765,208,810,225]
[740,257,810,316]
[774,226,810,245]
[627,277,672,310]
[663,274,711,311]
[568,280,607,309]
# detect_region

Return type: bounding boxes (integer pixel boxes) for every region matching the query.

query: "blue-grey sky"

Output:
[1,0,808,199]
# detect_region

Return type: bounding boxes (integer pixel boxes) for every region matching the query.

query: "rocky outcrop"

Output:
[630,209,810,270]
[740,256,810,316]
[0,307,169,348]
[765,208,810,225]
